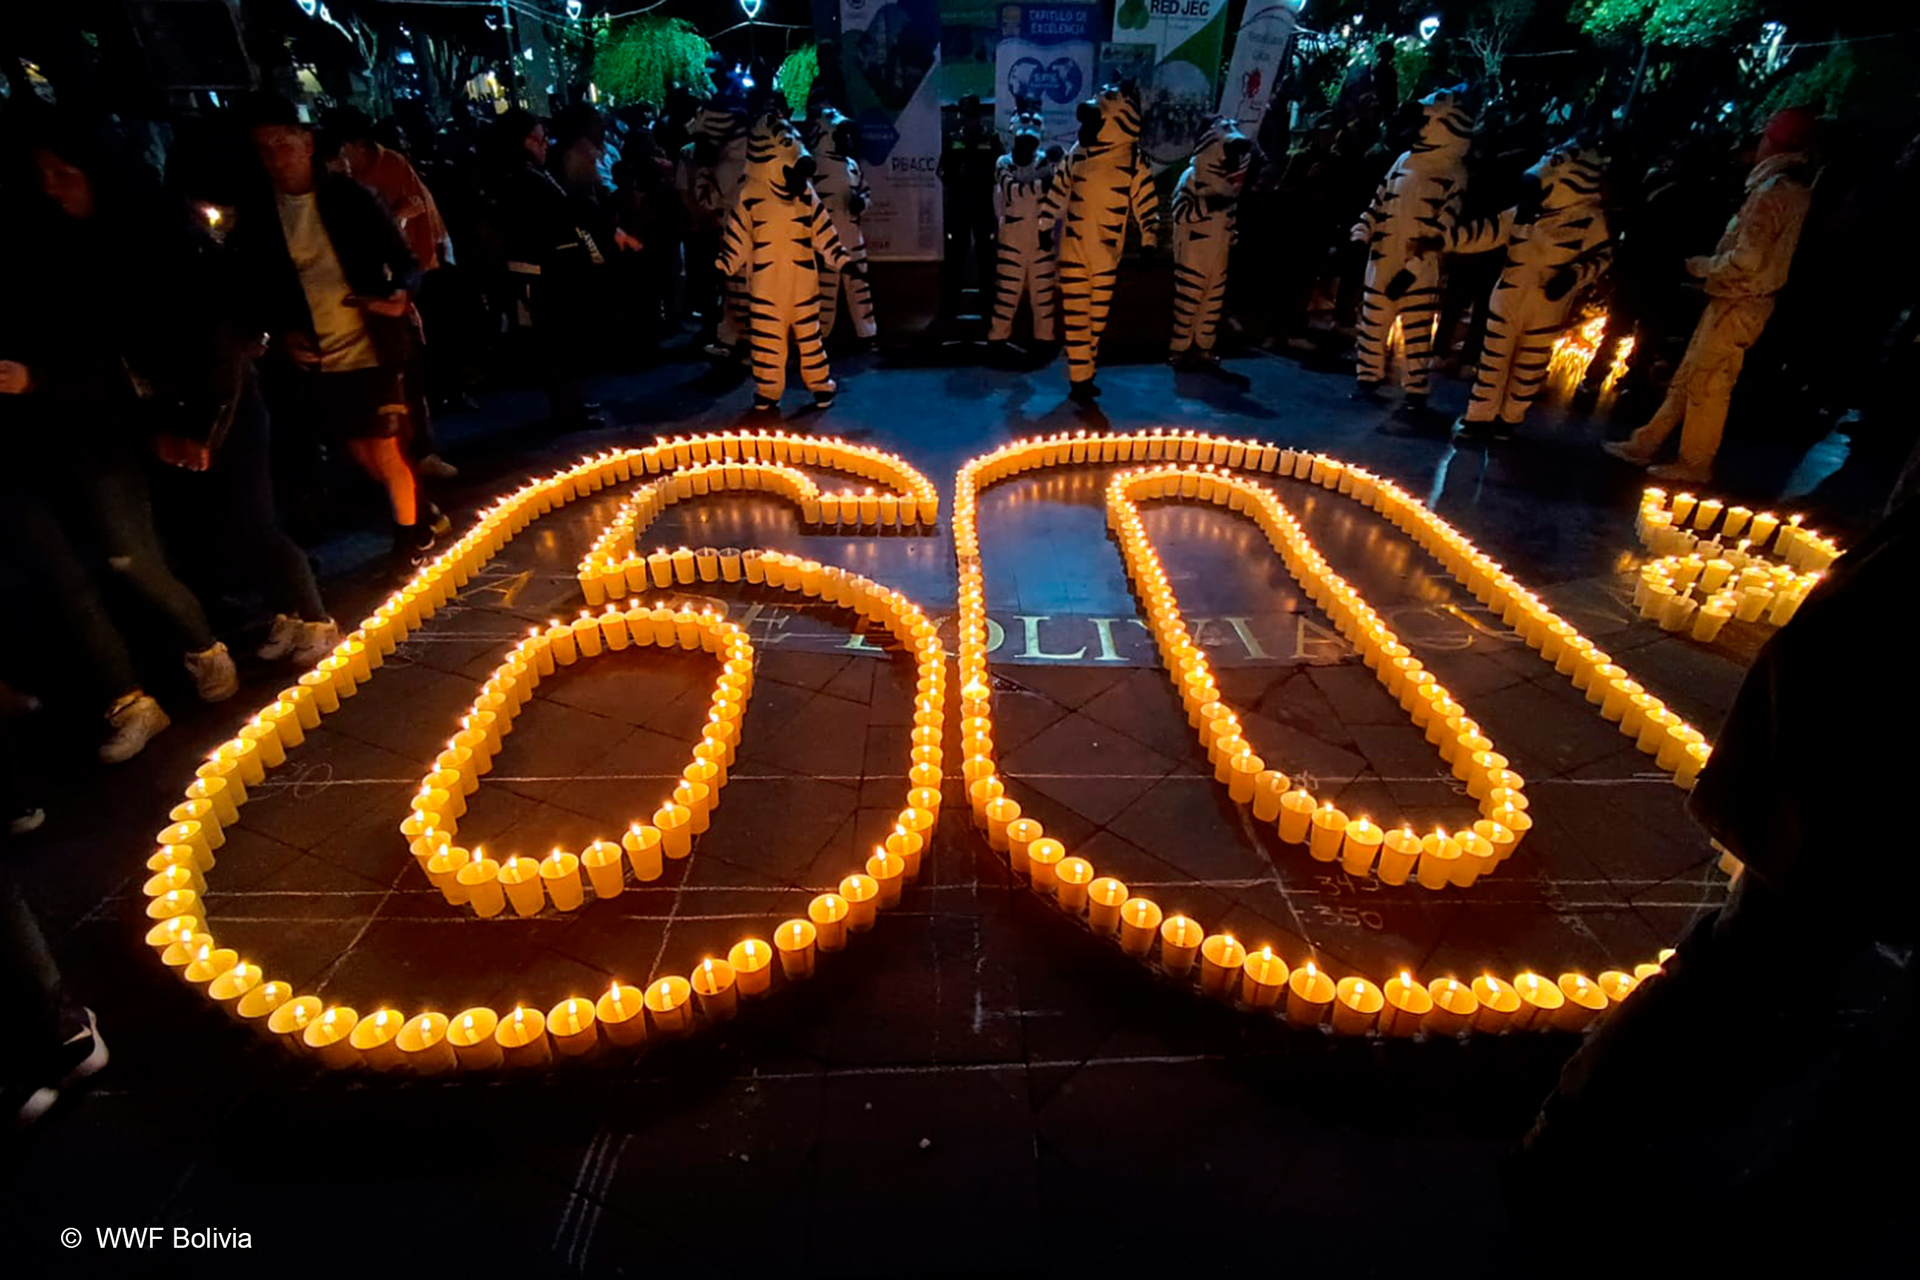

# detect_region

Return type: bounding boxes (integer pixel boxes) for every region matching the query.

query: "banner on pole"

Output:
[1216,3,1297,129]
[840,0,945,260]
[1104,0,1233,172]
[992,3,1098,155]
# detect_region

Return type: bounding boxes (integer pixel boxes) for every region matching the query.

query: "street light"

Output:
[1418,16,1440,42]
[566,0,582,19]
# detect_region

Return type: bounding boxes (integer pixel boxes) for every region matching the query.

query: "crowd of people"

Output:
[0,73,1913,786]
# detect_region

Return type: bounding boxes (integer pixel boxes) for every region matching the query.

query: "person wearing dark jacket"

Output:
[230,94,444,559]
[0,118,239,763]
[1507,494,1920,1266]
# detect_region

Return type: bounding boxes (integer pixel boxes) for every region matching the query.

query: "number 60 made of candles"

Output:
[143,429,1755,1068]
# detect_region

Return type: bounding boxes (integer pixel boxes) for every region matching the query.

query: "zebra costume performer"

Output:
[1433,143,1612,442]
[1039,84,1161,402]
[988,110,1061,345]
[679,103,751,353]
[803,105,877,341]
[1168,117,1253,366]
[716,114,850,411]
[1350,88,1474,406]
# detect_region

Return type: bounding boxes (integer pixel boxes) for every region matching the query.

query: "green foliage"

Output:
[1572,0,1758,49]
[1391,41,1432,105]
[1752,41,1912,128]
[776,44,819,116]
[592,16,714,107]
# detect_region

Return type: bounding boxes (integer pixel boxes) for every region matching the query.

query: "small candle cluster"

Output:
[145,431,946,1070]
[950,430,1677,1034]
[1103,464,1524,884]
[1633,488,1829,639]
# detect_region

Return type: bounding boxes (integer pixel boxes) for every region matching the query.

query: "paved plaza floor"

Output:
[6,341,1850,1274]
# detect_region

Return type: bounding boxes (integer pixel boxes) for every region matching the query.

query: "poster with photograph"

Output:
[992,3,1098,154]
[1217,3,1298,129]
[840,0,945,260]
[1105,0,1232,172]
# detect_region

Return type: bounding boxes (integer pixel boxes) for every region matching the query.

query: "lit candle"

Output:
[1198,933,1247,996]
[1277,788,1318,843]
[1340,817,1384,878]
[1308,803,1349,862]
[395,1012,458,1074]
[1331,977,1384,1035]
[206,960,262,1013]
[540,849,585,911]
[1054,857,1095,913]
[495,1005,552,1068]
[183,943,239,987]
[498,855,546,917]
[728,939,774,997]
[303,1006,361,1070]
[268,994,323,1050]
[840,874,880,932]
[1510,971,1565,1031]
[1241,946,1288,1009]
[1026,838,1066,892]
[1381,971,1432,1037]
[456,850,504,917]
[235,980,293,1034]
[1290,959,1336,1028]
[622,823,664,880]
[775,919,818,980]
[349,1008,407,1070]
[1376,826,1421,886]
[1424,977,1479,1037]
[1452,829,1496,887]
[581,839,624,899]
[1598,970,1640,1004]
[1471,974,1520,1033]
[654,804,693,859]
[1118,898,1163,957]
[1087,877,1129,935]
[1416,829,1461,890]
[692,958,739,1021]
[1159,915,1204,977]
[597,983,648,1047]
[865,848,906,908]
[548,997,600,1056]
[984,796,1022,850]
[809,893,850,952]
[1553,973,1609,1032]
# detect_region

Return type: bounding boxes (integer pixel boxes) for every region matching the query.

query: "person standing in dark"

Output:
[228,94,444,562]
[939,95,1000,314]
[0,117,239,763]
[487,107,635,429]
[1508,493,1920,1265]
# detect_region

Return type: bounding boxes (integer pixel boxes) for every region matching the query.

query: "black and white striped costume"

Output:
[1168,118,1252,358]
[716,114,850,408]
[1039,85,1161,394]
[803,106,877,341]
[1445,144,1612,434]
[680,104,751,347]
[988,110,1060,343]
[1350,89,1474,396]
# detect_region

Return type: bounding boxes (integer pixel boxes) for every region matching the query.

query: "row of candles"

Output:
[1103,465,1527,887]
[577,460,928,607]
[402,605,755,917]
[948,430,1678,1033]
[1632,488,1830,640]
[144,434,953,1069]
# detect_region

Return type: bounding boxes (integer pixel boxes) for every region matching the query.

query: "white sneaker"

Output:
[100,693,170,764]
[185,641,239,703]
[257,613,303,661]
[289,619,343,667]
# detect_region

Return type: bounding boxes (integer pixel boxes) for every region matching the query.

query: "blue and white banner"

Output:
[840,0,945,260]
[992,3,1098,156]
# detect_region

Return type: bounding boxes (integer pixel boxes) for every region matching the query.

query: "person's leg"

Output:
[346,435,420,527]
[1081,260,1119,376]
[1498,324,1562,427]
[1622,301,1723,457]
[1353,264,1396,386]
[816,261,843,341]
[0,871,64,1087]
[988,241,1025,342]
[745,294,793,405]
[80,465,216,655]
[1058,258,1097,387]
[1676,299,1774,475]
[0,488,142,709]
[1169,241,1201,355]
[1029,252,1058,344]
[1397,282,1444,397]
[1191,261,1227,354]
[844,253,877,340]
[216,368,329,622]
[791,292,836,399]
